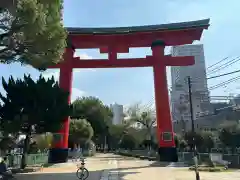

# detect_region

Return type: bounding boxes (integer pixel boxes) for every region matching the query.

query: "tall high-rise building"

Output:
[110,103,124,125]
[170,44,210,124]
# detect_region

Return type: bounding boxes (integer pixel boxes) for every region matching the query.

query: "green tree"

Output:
[201,131,215,152]
[0,0,66,69]
[184,131,204,150]
[69,119,94,146]
[0,74,71,168]
[179,139,188,151]
[33,133,53,152]
[174,134,180,148]
[126,103,155,151]
[0,136,16,154]
[174,134,188,152]
[219,121,240,152]
[119,134,137,150]
[109,123,139,150]
[108,124,124,149]
[72,96,113,145]
[108,122,146,150]
[108,124,132,150]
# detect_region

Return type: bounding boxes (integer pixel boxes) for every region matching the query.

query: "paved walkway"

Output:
[16,154,112,180]
[113,154,240,180]
[13,153,240,180]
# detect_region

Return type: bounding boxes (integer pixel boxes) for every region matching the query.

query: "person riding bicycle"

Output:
[0,157,13,178]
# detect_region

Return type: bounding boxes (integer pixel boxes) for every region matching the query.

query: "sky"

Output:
[0,0,240,106]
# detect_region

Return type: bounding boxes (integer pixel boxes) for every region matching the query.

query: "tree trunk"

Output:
[21,134,30,169]
[147,128,153,155]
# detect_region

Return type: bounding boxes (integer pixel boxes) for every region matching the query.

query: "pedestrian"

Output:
[0,157,13,179]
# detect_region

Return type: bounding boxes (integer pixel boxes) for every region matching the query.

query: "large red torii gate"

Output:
[48,19,210,163]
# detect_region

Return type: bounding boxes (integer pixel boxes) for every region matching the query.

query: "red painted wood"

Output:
[53,48,73,149]
[100,46,129,53]
[52,25,208,151]
[49,58,154,68]
[69,29,201,48]
[151,46,175,147]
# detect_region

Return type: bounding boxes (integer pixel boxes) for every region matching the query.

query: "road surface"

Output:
[16,153,240,180]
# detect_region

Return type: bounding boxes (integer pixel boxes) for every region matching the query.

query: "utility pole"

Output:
[187,76,195,133]
[187,76,200,180]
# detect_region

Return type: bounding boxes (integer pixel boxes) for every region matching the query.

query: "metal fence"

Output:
[27,153,49,166]
[119,150,240,168]
[3,153,49,168]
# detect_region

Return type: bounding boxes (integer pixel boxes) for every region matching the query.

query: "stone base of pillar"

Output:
[48,148,68,163]
[158,147,178,162]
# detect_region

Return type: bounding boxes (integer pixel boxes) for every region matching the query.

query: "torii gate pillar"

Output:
[151,40,178,162]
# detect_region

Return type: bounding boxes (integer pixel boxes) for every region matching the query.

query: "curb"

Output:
[115,152,158,161]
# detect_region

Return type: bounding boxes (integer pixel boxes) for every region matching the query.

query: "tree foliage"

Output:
[177,131,216,152]
[0,136,16,152]
[0,74,71,168]
[125,103,155,150]
[32,133,53,151]
[201,131,215,152]
[0,0,66,69]
[0,74,71,135]
[108,124,145,150]
[126,103,155,133]
[119,134,137,150]
[72,96,113,139]
[219,121,240,150]
[184,131,204,150]
[69,119,94,145]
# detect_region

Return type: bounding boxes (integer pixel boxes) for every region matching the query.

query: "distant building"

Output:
[230,95,240,106]
[110,103,124,125]
[170,44,210,127]
[173,101,240,134]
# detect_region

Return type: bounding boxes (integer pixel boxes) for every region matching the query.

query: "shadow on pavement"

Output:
[15,169,139,180]
[98,157,129,162]
[95,156,127,160]
[15,170,102,180]
[118,171,139,180]
[107,160,187,173]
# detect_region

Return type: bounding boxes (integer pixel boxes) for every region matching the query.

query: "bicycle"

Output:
[76,158,89,180]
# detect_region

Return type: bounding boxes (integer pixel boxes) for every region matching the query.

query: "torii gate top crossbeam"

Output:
[66,19,210,49]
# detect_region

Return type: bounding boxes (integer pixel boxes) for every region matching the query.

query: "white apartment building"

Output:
[170,44,210,123]
[110,103,124,125]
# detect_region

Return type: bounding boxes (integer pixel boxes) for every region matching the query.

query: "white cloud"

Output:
[42,70,60,81]
[39,71,86,102]
[77,53,92,60]
[41,53,96,81]
[38,53,95,102]
[71,88,85,102]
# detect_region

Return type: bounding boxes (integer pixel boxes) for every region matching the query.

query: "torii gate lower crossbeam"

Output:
[48,40,194,163]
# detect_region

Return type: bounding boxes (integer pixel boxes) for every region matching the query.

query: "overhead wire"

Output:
[206,57,229,70]
[171,55,240,121]
[171,56,240,89]
[207,56,240,75]
[209,75,240,90]
[207,69,240,80]
[173,56,235,83]
[196,104,240,119]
